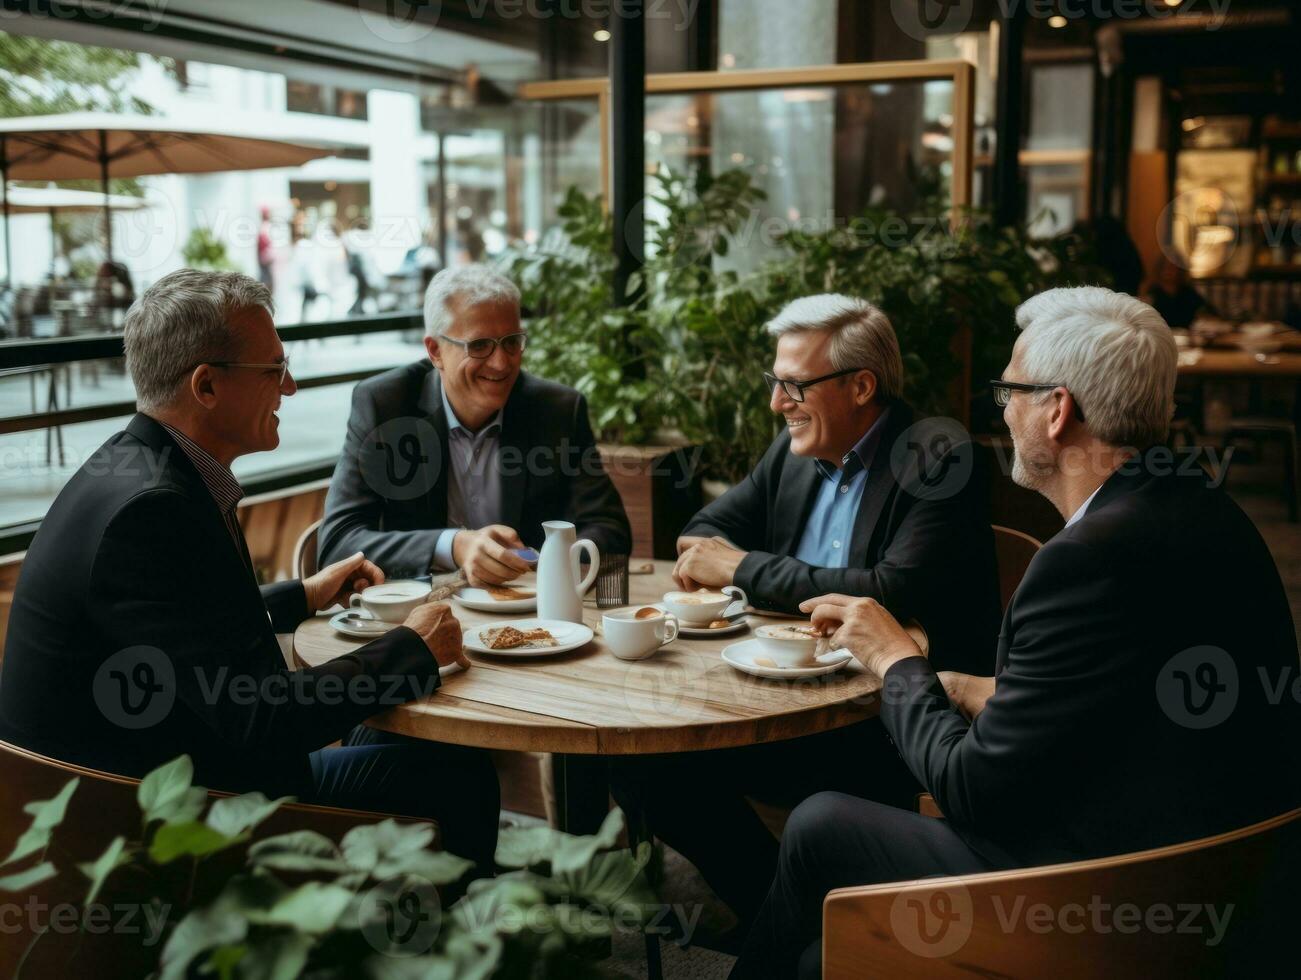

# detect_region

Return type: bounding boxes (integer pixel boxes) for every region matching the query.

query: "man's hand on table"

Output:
[799,594,923,678]
[453,525,533,587]
[673,536,747,591]
[936,671,995,722]
[404,601,471,670]
[304,551,385,612]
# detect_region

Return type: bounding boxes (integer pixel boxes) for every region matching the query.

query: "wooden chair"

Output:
[0,739,410,977]
[823,806,1301,979]
[293,517,323,580]
[992,524,1042,613]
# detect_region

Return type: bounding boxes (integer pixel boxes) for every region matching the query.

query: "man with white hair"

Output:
[319,263,631,582]
[730,286,1301,979]
[0,269,501,876]
[611,293,1001,939]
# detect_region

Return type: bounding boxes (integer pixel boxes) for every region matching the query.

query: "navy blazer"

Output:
[318,363,631,577]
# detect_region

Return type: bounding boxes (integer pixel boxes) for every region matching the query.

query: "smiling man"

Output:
[0,270,500,874]
[610,294,1001,941]
[318,264,630,583]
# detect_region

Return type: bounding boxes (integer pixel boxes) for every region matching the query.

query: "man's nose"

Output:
[486,342,513,373]
[281,369,298,397]
[770,381,793,413]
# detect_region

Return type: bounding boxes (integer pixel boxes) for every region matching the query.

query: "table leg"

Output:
[623,794,665,980]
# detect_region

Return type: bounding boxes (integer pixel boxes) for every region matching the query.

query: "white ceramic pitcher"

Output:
[536,520,600,624]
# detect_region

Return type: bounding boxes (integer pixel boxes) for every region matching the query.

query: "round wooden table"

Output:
[293,561,926,756]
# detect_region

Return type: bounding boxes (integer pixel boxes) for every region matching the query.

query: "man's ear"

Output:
[1046,388,1075,442]
[424,334,442,370]
[190,365,218,409]
[853,370,878,407]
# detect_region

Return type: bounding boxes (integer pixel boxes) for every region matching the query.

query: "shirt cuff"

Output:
[432,528,460,572]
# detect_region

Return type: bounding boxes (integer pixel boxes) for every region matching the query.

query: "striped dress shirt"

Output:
[158,420,247,560]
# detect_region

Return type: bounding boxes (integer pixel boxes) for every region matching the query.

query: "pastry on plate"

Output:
[486,585,536,601]
[481,626,528,650]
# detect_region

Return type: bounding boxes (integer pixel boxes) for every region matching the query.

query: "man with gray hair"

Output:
[0,269,501,876]
[611,293,1000,939]
[318,263,630,582]
[731,286,1300,978]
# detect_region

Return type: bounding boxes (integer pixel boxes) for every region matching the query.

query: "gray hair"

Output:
[1015,286,1177,449]
[766,293,903,401]
[423,263,521,337]
[124,269,273,413]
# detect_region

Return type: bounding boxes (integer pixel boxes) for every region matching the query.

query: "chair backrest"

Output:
[823,806,1301,979]
[293,517,323,581]
[992,524,1042,613]
[0,739,398,976]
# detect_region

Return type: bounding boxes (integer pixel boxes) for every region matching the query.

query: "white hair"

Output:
[124,269,273,413]
[765,293,903,401]
[422,264,520,337]
[1014,286,1177,449]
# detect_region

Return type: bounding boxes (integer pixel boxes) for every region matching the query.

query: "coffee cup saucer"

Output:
[721,639,853,679]
[649,603,749,637]
[329,609,393,639]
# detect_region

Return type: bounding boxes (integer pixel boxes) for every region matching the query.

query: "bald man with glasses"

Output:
[319,264,631,584]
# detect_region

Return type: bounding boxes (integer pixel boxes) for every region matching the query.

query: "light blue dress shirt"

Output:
[432,386,504,571]
[793,409,891,569]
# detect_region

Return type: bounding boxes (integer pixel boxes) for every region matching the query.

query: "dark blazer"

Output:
[0,414,437,797]
[684,404,1000,674]
[318,363,632,577]
[883,449,1301,866]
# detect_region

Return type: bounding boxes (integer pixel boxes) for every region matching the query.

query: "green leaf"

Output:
[0,777,79,867]
[248,830,350,874]
[341,820,435,874]
[494,807,624,875]
[138,755,198,824]
[0,861,57,891]
[246,881,353,933]
[375,848,474,886]
[201,944,246,980]
[78,835,129,905]
[149,821,239,863]
[160,907,248,980]
[232,932,314,980]
[206,793,292,838]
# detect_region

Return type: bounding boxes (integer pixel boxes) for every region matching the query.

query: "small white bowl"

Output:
[753,623,822,667]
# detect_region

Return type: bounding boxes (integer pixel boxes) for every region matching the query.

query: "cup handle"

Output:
[349,594,363,610]
[572,539,601,595]
[660,613,679,647]
[722,585,748,619]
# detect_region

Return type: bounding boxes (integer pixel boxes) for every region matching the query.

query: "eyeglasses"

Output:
[763,367,868,404]
[438,332,528,359]
[208,358,292,385]
[990,379,1085,421]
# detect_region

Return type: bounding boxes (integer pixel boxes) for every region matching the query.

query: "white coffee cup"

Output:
[349,580,431,623]
[603,608,680,661]
[661,585,747,626]
[753,623,822,667]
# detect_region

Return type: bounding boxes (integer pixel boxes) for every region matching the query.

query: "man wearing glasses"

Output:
[319,264,631,583]
[610,294,1001,942]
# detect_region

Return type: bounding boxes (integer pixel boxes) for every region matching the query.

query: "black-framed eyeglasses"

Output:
[763,367,868,404]
[990,379,1085,421]
[438,332,528,359]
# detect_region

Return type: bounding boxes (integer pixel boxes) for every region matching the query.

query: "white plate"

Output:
[721,639,853,679]
[453,586,538,613]
[647,603,749,638]
[329,610,397,639]
[462,618,594,658]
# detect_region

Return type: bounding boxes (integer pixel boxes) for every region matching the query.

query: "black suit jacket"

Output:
[684,404,1000,674]
[318,363,631,577]
[883,450,1301,865]
[0,414,437,796]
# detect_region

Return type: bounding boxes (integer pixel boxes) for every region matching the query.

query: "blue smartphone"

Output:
[512,547,540,565]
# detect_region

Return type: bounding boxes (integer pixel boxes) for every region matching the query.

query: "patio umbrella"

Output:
[0,112,347,281]
[3,184,150,281]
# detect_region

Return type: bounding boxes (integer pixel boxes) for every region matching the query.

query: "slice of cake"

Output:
[481,626,528,650]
